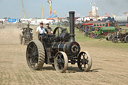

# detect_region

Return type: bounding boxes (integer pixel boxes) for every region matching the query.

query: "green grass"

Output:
[120,26,128,28]
[75,29,94,42]
[74,27,128,49]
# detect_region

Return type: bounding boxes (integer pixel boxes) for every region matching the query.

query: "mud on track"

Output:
[0,26,128,85]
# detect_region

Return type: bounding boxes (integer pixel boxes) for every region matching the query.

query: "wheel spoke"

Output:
[32,45,36,52]
[61,59,65,63]
[83,54,86,64]
[85,54,88,59]
[58,63,64,70]
[83,62,86,68]
[33,44,37,52]
[60,63,64,70]
[86,64,89,69]
[80,63,82,67]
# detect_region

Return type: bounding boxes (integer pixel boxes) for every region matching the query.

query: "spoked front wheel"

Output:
[54,51,68,73]
[77,51,92,72]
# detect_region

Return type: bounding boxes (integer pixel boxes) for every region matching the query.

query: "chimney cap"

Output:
[69,11,75,14]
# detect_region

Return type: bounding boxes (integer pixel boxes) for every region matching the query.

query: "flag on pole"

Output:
[77,13,80,16]
[90,2,93,5]
[65,14,67,17]
[90,2,96,5]
[111,13,114,17]
[105,13,109,17]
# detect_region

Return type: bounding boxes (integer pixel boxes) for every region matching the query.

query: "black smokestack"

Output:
[69,11,75,42]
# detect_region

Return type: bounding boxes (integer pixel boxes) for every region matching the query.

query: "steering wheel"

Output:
[53,27,66,37]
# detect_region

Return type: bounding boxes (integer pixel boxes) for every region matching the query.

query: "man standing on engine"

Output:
[46,23,53,34]
[36,22,47,39]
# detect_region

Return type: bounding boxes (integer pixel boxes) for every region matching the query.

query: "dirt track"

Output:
[0,26,128,85]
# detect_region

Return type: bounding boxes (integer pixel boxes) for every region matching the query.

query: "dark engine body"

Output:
[39,28,81,64]
[52,42,80,57]
[38,11,81,64]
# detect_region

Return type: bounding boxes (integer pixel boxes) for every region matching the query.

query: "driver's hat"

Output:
[46,23,49,25]
[40,22,43,25]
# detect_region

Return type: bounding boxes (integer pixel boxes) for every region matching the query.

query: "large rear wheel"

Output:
[26,40,45,70]
[112,38,118,43]
[77,51,92,72]
[125,35,128,43]
[54,51,68,73]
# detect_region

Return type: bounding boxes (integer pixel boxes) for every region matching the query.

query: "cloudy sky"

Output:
[0,0,127,18]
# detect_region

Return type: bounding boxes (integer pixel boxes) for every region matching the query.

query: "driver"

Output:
[46,23,53,34]
[36,22,47,39]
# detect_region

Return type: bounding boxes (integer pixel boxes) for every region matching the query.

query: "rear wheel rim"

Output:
[27,42,38,69]
[125,36,128,43]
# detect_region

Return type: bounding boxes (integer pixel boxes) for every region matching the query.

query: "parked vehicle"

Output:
[20,24,33,45]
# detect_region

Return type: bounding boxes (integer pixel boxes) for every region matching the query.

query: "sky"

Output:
[0,0,127,18]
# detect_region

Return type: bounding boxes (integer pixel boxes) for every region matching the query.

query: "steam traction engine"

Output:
[26,11,92,73]
[20,24,33,45]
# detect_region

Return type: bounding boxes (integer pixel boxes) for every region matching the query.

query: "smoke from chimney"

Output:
[95,0,128,16]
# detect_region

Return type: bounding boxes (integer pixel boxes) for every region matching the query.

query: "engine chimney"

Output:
[69,11,75,42]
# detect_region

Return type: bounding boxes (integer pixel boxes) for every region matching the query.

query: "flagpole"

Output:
[41,0,45,19]
[21,0,26,19]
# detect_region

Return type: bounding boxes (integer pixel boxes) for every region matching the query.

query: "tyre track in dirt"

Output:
[80,45,128,85]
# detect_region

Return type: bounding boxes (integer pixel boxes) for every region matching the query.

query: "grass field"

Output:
[75,28,128,49]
